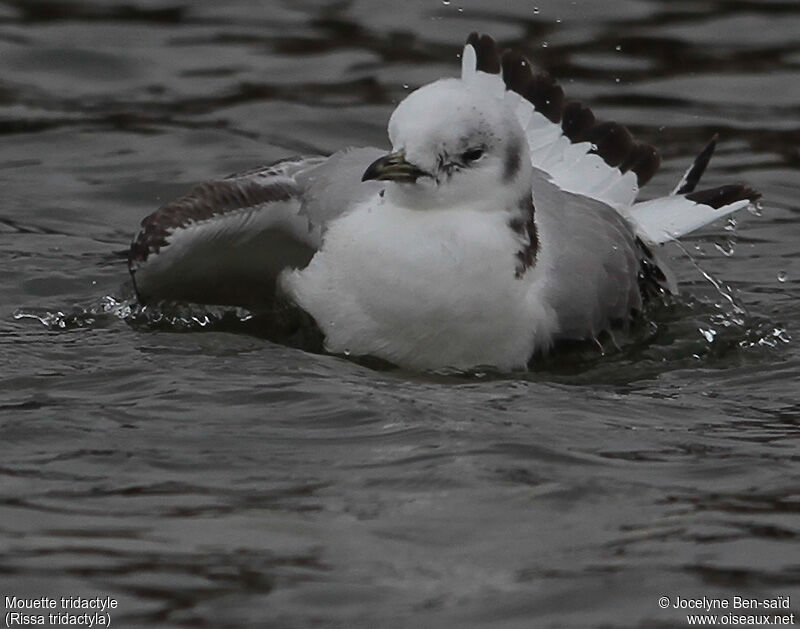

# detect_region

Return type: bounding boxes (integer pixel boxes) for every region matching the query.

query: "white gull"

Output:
[128,33,760,371]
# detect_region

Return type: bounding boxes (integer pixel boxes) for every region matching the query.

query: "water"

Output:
[2,1,799,627]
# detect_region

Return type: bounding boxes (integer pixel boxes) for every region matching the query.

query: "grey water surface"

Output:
[1,1,799,627]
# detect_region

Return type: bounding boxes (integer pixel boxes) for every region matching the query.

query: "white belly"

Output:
[282,199,557,370]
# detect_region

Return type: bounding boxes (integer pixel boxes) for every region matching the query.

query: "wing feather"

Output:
[627,185,760,244]
[530,169,645,339]
[463,34,660,209]
[129,148,384,308]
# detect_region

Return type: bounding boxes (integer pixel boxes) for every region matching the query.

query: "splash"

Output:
[13,295,325,351]
[13,295,255,332]
[672,241,791,357]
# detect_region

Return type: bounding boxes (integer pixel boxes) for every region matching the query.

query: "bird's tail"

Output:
[625,137,760,244]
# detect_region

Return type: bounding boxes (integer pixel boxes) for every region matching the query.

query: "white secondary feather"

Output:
[628,196,751,244]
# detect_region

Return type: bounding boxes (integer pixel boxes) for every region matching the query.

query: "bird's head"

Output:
[362,78,531,211]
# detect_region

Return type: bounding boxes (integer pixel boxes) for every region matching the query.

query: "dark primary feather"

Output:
[587,122,634,168]
[561,101,596,143]
[499,50,563,124]
[620,143,661,187]
[469,32,661,187]
[675,134,718,194]
[466,32,501,74]
[685,184,761,208]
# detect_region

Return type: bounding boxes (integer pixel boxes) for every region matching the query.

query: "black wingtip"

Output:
[561,101,595,143]
[587,121,634,167]
[500,49,532,94]
[465,32,500,74]
[675,134,719,194]
[528,72,564,124]
[499,49,563,123]
[477,33,662,186]
[620,143,661,187]
[685,183,761,209]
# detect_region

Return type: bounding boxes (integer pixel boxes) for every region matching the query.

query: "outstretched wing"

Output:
[462,33,760,243]
[629,183,760,244]
[128,148,384,308]
[463,33,659,210]
[627,136,760,243]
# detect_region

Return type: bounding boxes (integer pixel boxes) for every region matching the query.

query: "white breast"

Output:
[281,195,558,370]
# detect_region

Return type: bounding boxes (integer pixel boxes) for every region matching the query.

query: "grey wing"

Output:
[532,168,673,341]
[128,147,384,308]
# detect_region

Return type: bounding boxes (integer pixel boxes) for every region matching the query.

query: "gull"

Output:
[128,33,760,371]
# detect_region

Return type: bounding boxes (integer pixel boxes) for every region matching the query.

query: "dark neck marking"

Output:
[509,194,538,279]
[503,136,522,183]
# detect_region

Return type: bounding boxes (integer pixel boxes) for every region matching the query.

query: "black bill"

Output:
[361,151,429,183]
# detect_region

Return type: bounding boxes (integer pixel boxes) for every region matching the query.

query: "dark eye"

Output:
[461,148,484,163]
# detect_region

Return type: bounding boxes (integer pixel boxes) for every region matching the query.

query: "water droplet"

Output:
[555,18,562,23]
[402,83,409,89]
[724,217,737,232]
[699,328,716,343]
[615,45,622,51]
[457,6,463,12]
[773,327,791,343]
[714,240,735,256]
[747,200,763,216]
[777,270,788,282]
[344,348,351,356]
[541,41,548,48]
[614,77,620,83]
[533,6,540,14]
[442,0,450,5]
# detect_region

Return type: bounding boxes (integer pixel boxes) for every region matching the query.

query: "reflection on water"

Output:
[1,0,799,627]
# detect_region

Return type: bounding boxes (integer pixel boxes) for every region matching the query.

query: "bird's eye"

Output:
[461,148,484,163]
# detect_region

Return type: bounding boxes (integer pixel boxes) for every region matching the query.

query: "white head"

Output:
[362,77,531,211]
